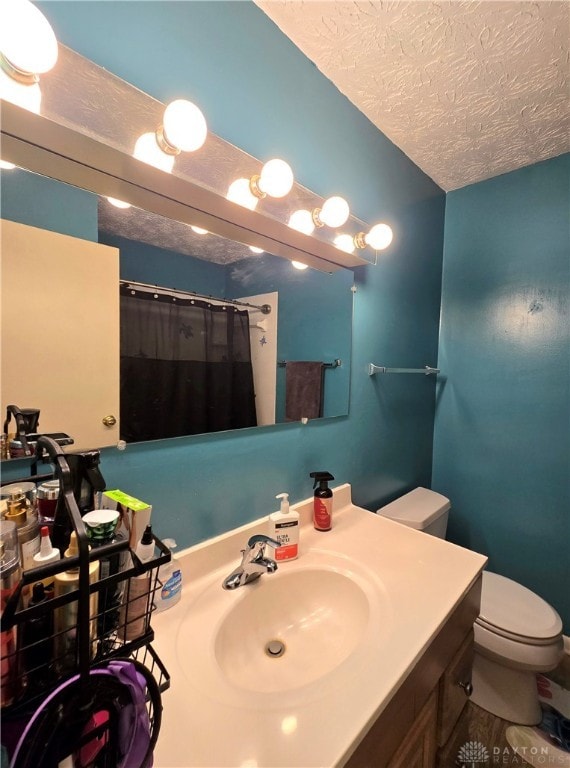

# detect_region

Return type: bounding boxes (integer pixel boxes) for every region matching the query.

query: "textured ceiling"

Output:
[255,1,570,191]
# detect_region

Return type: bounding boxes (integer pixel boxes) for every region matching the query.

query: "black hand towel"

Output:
[285,361,324,421]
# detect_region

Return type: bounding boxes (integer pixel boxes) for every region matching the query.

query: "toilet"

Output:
[377,487,564,725]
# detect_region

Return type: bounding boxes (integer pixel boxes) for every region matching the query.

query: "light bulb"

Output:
[0,159,16,170]
[0,0,58,77]
[365,223,393,250]
[249,246,264,254]
[133,132,175,173]
[288,209,315,236]
[190,225,208,235]
[334,234,355,254]
[0,68,41,112]
[319,196,350,228]
[256,159,294,198]
[292,260,308,270]
[162,99,207,153]
[106,197,131,209]
[227,178,258,211]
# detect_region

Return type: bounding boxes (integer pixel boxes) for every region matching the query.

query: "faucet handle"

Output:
[247,534,279,549]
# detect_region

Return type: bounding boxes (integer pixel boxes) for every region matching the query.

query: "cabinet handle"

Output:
[102,415,117,427]
[459,680,473,697]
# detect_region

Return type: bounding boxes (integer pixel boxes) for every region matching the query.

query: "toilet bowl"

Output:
[377,488,564,725]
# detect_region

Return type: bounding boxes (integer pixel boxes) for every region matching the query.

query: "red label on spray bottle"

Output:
[313,497,332,531]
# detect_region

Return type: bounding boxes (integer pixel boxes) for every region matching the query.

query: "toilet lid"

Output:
[478,571,562,640]
[376,487,450,530]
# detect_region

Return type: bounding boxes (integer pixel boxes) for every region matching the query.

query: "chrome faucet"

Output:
[222,534,279,590]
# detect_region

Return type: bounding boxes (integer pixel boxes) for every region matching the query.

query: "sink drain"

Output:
[265,639,286,658]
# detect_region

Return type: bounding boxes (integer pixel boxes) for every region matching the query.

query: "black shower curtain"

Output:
[120,287,257,442]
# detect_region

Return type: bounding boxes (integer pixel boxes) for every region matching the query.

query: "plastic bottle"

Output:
[310,471,335,531]
[269,493,300,561]
[4,490,40,570]
[32,526,61,597]
[0,521,21,706]
[122,525,155,641]
[154,539,182,613]
[22,581,53,689]
[83,509,128,651]
[53,532,99,673]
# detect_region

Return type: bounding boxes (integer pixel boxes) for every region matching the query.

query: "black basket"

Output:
[0,437,172,766]
[0,533,171,713]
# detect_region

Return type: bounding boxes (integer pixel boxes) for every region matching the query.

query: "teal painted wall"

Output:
[433,155,570,629]
[225,254,353,419]
[9,1,444,546]
[0,167,97,240]
[100,232,227,296]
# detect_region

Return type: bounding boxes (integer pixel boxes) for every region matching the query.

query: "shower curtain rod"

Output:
[120,280,271,314]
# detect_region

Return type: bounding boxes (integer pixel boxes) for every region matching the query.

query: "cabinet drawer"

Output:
[437,630,474,746]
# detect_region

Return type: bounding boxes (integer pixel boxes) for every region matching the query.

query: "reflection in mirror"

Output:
[1,167,353,455]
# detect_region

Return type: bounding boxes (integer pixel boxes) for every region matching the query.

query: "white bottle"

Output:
[32,526,61,596]
[154,539,182,613]
[269,493,300,562]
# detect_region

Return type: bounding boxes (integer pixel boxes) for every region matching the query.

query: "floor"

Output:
[463,653,570,767]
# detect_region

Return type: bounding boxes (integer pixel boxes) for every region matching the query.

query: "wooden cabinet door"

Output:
[1,219,120,450]
[387,689,438,768]
[437,631,474,747]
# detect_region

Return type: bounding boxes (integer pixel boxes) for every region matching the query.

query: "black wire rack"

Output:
[0,437,172,767]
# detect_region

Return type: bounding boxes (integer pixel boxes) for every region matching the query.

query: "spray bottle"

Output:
[309,472,335,531]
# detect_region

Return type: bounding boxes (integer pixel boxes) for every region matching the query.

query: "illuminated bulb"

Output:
[133,132,175,173]
[190,225,208,235]
[106,197,131,209]
[250,158,294,199]
[0,67,41,112]
[364,223,393,250]
[160,99,207,153]
[226,178,258,211]
[320,196,350,227]
[288,209,315,236]
[334,234,355,254]
[0,159,16,170]
[292,260,308,270]
[0,0,58,79]
[249,246,264,254]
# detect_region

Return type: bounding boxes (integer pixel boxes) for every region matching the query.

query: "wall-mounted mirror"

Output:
[1,166,353,455]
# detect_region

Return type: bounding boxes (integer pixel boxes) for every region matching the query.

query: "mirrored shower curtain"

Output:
[119,287,257,442]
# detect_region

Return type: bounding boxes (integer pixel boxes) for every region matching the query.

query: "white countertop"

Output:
[151,484,487,768]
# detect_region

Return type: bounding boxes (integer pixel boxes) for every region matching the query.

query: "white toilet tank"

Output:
[376,487,450,538]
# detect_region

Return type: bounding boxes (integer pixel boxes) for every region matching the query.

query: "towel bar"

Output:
[279,359,341,369]
[368,364,439,376]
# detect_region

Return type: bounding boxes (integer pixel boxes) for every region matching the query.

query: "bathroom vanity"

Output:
[151,485,486,767]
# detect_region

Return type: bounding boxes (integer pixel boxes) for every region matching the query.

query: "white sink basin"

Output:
[214,568,370,692]
[176,548,391,706]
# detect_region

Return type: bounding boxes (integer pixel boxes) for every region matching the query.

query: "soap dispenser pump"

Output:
[269,493,299,562]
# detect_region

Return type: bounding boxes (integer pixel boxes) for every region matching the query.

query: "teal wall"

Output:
[11,1,444,546]
[225,254,353,420]
[433,155,570,629]
[0,167,97,240]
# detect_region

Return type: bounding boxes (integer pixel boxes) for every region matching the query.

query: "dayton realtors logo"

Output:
[457,741,490,765]
[456,739,558,766]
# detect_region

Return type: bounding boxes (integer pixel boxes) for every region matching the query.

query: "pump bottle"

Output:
[269,493,299,561]
[310,472,335,531]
